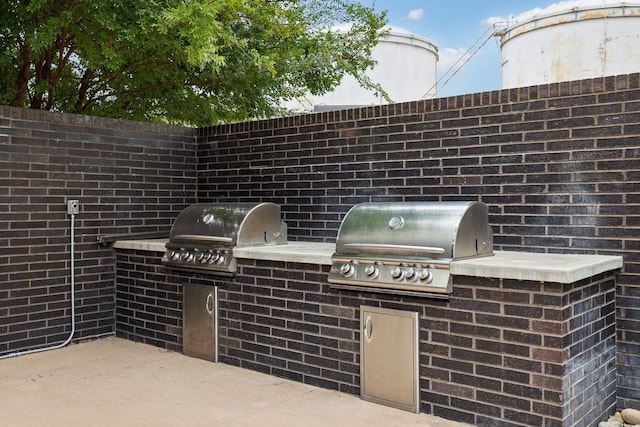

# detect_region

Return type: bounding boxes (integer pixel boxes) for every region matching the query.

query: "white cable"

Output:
[0,213,77,359]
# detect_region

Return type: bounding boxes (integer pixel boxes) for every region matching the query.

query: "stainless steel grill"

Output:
[162,202,287,276]
[328,201,493,297]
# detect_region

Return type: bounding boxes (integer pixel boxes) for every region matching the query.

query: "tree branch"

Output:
[12,42,32,107]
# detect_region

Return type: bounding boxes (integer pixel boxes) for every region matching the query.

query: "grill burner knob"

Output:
[340,263,355,277]
[405,267,417,282]
[364,265,379,279]
[418,269,433,283]
[197,253,208,263]
[215,254,225,265]
[184,252,195,263]
[390,267,404,281]
[169,251,180,261]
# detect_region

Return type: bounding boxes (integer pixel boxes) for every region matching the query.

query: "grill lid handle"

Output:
[172,234,234,243]
[341,243,446,254]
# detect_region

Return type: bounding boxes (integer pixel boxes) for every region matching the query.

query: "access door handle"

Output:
[205,292,215,315]
[363,314,373,342]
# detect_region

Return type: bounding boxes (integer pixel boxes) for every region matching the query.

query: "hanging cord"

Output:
[0,211,77,359]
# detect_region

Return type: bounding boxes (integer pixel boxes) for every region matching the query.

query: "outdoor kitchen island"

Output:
[113,240,622,427]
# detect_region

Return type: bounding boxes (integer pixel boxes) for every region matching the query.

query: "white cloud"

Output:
[482,16,511,26]
[487,0,610,28]
[406,8,424,21]
[436,47,469,75]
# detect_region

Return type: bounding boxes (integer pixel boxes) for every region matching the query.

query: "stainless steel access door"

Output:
[183,285,218,362]
[360,306,419,413]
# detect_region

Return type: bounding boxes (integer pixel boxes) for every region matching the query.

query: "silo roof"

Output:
[511,0,640,25]
[331,24,438,55]
[501,0,640,41]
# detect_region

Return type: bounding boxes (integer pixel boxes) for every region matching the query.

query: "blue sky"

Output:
[362,0,565,97]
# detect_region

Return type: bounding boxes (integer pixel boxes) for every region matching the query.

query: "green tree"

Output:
[0,0,388,126]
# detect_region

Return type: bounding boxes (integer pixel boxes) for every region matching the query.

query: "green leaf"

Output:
[0,0,388,125]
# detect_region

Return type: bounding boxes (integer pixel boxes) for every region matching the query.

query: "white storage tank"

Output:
[298,27,438,112]
[500,0,640,88]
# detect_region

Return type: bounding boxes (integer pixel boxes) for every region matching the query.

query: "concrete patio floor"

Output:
[0,336,470,427]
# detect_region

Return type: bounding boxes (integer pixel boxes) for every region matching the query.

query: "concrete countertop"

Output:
[113,239,168,252]
[111,239,334,265]
[234,242,334,266]
[451,251,623,284]
[112,240,623,284]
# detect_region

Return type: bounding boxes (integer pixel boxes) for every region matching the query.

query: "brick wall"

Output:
[113,251,616,426]
[226,260,617,426]
[4,71,640,417]
[197,74,640,410]
[114,249,183,351]
[0,106,196,355]
[221,260,357,392]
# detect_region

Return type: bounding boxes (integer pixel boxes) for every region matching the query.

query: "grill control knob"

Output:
[418,269,433,283]
[215,254,225,265]
[169,250,180,261]
[340,263,355,277]
[405,267,417,282]
[184,252,195,263]
[364,265,379,279]
[211,254,220,264]
[390,267,404,281]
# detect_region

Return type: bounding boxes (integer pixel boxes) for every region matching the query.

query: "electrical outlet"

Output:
[67,200,80,215]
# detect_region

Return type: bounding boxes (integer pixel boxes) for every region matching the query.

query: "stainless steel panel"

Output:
[183,285,218,362]
[328,257,452,295]
[168,202,287,248]
[236,202,287,247]
[360,306,419,413]
[163,202,287,275]
[335,201,492,259]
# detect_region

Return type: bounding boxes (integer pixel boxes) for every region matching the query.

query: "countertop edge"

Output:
[111,239,335,266]
[234,242,334,266]
[451,251,623,283]
[112,239,167,252]
[111,240,623,284]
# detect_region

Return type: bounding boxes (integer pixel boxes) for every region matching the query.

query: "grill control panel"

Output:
[328,258,452,296]
[161,248,235,275]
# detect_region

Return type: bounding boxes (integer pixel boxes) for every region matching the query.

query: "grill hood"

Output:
[162,202,287,276]
[335,201,493,260]
[329,201,493,297]
[168,203,287,247]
